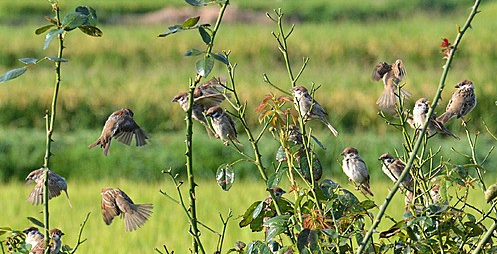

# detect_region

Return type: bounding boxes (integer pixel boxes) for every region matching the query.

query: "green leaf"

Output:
[216,163,235,191]
[264,215,290,241]
[184,0,205,6]
[61,12,88,31]
[239,201,260,228]
[79,25,103,37]
[43,29,64,50]
[297,229,319,253]
[246,241,271,254]
[158,25,182,37]
[266,167,287,188]
[75,6,98,26]
[35,24,55,35]
[252,201,264,219]
[182,16,200,28]
[0,67,27,83]
[0,227,12,236]
[46,57,68,62]
[485,183,497,203]
[299,155,323,182]
[27,217,45,228]
[360,200,376,210]
[184,49,204,57]
[195,57,214,77]
[198,26,211,44]
[310,134,326,150]
[210,53,229,65]
[19,58,39,64]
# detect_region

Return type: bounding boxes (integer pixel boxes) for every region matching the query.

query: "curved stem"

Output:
[356,0,481,253]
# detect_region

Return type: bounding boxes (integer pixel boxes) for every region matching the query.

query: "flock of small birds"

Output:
[21,59,477,251]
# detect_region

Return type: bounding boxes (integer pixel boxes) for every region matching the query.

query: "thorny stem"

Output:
[182,2,229,253]
[42,2,64,252]
[356,1,481,253]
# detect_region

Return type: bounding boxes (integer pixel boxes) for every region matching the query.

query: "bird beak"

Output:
[340,151,345,156]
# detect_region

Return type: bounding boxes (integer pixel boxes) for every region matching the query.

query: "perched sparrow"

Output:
[437,79,477,124]
[171,92,208,125]
[378,153,414,193]
[340,147,373,196]
[101,188,154,232]
[205,106,242,146]
[290,86,339,137]
[88,108,148,156]
[264,187,286,205]
[412,98,459,140]
[371,59,411,110]
[23,227,44,250]
[29,229,64,254]
[26,168,71,207]
[285,124,303,146]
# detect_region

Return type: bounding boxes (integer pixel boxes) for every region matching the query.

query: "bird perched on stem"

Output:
[29,229,64,254]
[101,187,154,232]
[23,227,44,251]
[371,59,411,111]
[340,147,373,196]
[378,153,414,203]
[412,98,459,140]
[290,86,339,137]
[205,106,242,146]
[437,79,477,125]
[88,108,148,156]
[26,168,71,207]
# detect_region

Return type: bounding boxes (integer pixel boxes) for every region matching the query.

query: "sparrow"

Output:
[101,188,154,232]
[437,79,477,124]
[88,108,148,156]
[371,59,411,110]
[23,227,44,250]
[290,86,339,137]
[412,98,459,140]
[29,228,64,254]
[340,147,374,196]
[171,92,214,137]
[378,153,414,203]
[26,168,71,207]
[264,187,286,205]
[205,106,242,146]
[193,77,230,109]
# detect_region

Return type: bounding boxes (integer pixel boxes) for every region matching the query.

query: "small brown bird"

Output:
[290,86,339,137]
[193,77,229,109]
[371,59,411,110]
[378,153,414,204]
[264,187,286,205]
[340,147,374,196]
[23,227,44,250]
[88,108,148,156]
[412,98,459,140]
[29,229,64,254]
[205,106,242,146]
[26,168,71,207]
[101,188,153,232]
[437,79,477,124]
[171,92,208,125]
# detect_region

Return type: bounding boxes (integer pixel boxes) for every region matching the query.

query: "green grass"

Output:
[0,180,490,253]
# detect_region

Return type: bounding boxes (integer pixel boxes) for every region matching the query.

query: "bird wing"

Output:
[371,62,391,81]
[114,115,140,146]
[392,59,406,81]
[101,189,121,225]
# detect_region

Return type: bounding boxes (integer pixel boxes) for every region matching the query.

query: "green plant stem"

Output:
[69,212,91,254]
[356,1,481,253]
[183,2,229,253]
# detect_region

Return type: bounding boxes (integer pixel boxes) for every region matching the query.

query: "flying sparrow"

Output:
[437,79,477,124]
[29,228,64,254]
[23,227,44,250]
[205,106,242,146]
[88,108,148,156]
[371,59,411,110]
[101,187,154,232]
[26,168,71,207]
[290,86,339,137]
[412,98,459,140]
[340,147,374,196]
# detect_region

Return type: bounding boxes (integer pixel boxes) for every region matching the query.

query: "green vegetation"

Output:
[0,180,490,253]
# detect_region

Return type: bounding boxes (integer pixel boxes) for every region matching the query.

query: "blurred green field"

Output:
[0,180,490,253]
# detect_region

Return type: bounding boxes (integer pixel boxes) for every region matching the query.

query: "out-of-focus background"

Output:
[0,0,495,253]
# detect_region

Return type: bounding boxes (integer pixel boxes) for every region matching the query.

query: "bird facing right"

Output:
[290,86,339,137]
[437,79,477,124]
[340,147,374,196]
[101,187,154,232]
[88,108,148,156]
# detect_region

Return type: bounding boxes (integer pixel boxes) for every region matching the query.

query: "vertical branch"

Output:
[42,2,65,252]
[356,1,481,253]
[184,2,229,253]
